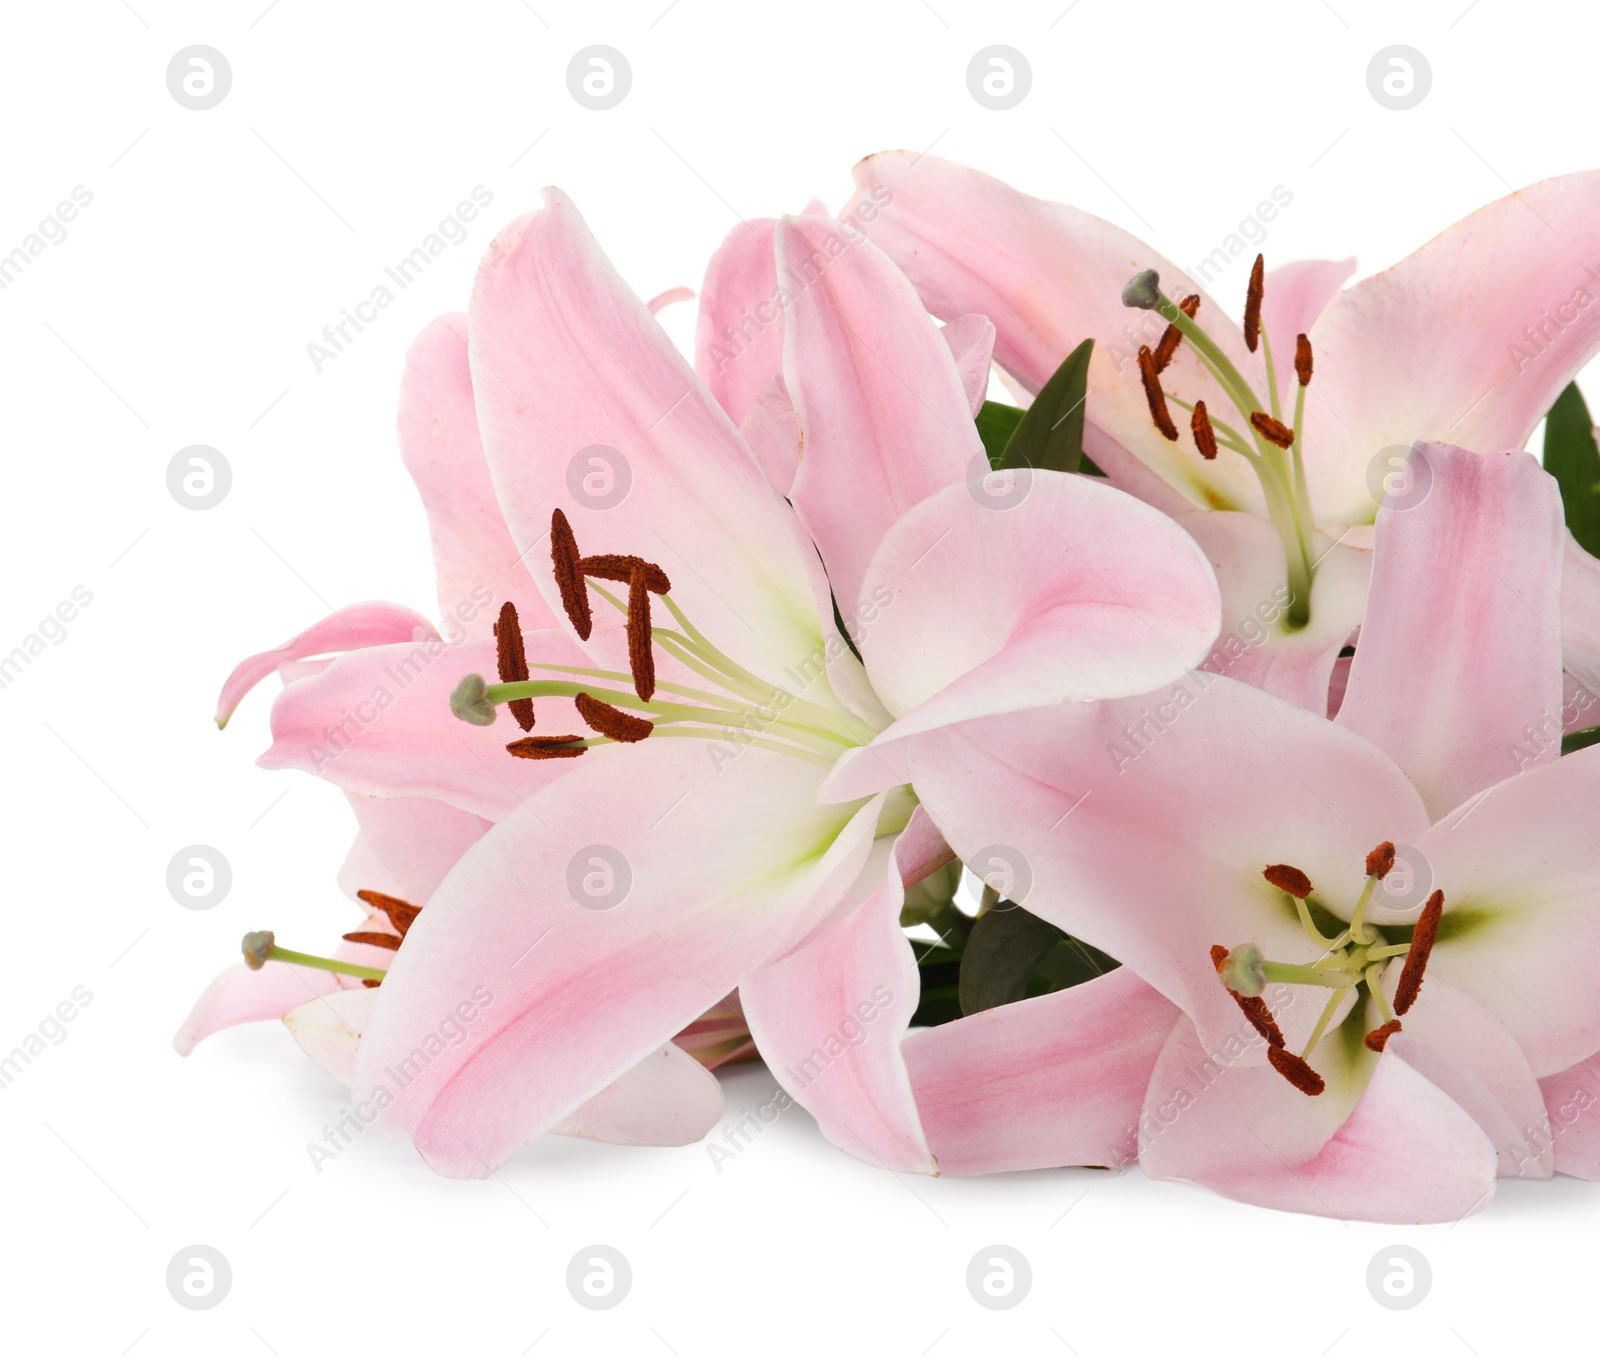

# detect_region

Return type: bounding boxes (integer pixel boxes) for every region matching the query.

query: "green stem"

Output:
[268,947,386,982]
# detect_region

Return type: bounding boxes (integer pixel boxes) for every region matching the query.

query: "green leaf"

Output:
[1564,725,1600,757]
[958,903,1063,1015]
[1545,381,1600,557]
[976,400,1024,465]
[997,339,1094,475]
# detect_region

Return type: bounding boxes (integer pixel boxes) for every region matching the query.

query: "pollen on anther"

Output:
[1250,411,1295,448]
[1243,253,1265,353]
[1137,345,1179,441]
[1151,294,1200,373]
[626,565,657,702]
[1393,889,1444,1015]
[1294,333,1313,387]
[506,735,588,760]
[1365,841,1397,880]
[575,692,653,743]
[1263,863,1313,899]
[342,929,401,952]
[1268,1045,1325,1096]
[1364,1019,1402,1053]
[494,601,536,732]
[551,509,593,641]
[356,889,421,936]
[581,554,671,595]
[1191,400,1219,461]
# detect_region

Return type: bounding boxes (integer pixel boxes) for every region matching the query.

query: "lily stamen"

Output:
[1393,889,1444,1015]
[1137,345,1179,440]
[1242,252,1264,352]
[1190,400,1219,461]
[240,930,387,983]
[575,691,653,743]
[1250,411,1295,449]
[550,508,593,639]
[495,601,536,731]
[507,734,588,760]
[1152,293,1200,373]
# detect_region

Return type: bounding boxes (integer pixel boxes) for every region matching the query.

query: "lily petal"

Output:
[337,793,490,903]
[398,315,555,639]
[779,215,981,616]
[1337,443,1565,818]
[175,962,343,1056]
[905,681,1431,1056]
[550,1043,725,1147]
[216,603,437,728]
[260,631,591,821]
[1563,532,1600,727]
[940,313,996,417]
[695,218,784,427]
[283,988,377,1083]
[903,966,1179,1174]
[1259,258,1355,409]
[1537,1054,1600,1178]
[351,739,863,1177]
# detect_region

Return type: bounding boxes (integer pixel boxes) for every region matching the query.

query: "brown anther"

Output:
[1294,333,1313,387]
[494,601,536,732]
[1190,400,1219,461]
[1211,944,1285,1048]
[575,692,653,744]
[1263,864,1313,899]
[1250,411,1295,448]
[626,564,657,702]
[356,889,420,936]
[1268,1045,1325,1096]
[580,554,671,595]
[1365,841,1397,880]
[551,509,593,641]
[506,734,588,760]
[1151,294,1200,373]
[1393,889,1443,1015]
[1136,345,1179,441]
[362,978,382,988]
[1243,253,1265,353]
[341,930,401,951]
[1364,1019,1403,1053]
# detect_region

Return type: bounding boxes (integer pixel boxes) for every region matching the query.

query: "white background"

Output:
[2,1,1596,1352]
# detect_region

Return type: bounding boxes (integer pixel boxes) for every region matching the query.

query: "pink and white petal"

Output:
[216,603,437,728]
[260,632,590,822]
[847,152,1267,516]
[739,373,802,496]
[398,316,554,639]
[337,793,490,904]
[1381,978,1552,1177]
[1537,1055,1600,1178]
[904,967,1180,1174]
[742,812,952,1175]
[470,191,842,700]
[940,313,996,417]
[1180,509,1369,715]
[1304,171,1600,524]
[672,995,757,1070]
[858,473,1219,742]
[283,988,378,1084]
[550,1043,724,1147]
[1083,424,1201,520]
[174,962,343,1055]
[905,680,1432,1056]
[779,216,982,613]
[646,286,695,315]
[1337,444,1565,818]
[1259,258,1356,409]
[1420,743,1600,1075]
[351,739,860,1178]
[1564,532,1600,727]
[1140,1015,1497,1222]
[694,217,783,425]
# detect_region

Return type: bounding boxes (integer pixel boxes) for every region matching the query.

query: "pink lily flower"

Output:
[903,441,1600,1221]
[233,188,1219,1178]
[844,152,1600,722]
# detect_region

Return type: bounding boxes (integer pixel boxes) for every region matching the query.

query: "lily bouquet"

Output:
[179,153,1600,1223]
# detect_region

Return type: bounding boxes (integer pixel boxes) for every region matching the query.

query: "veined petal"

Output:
[1140,1011,1497,1222]
[905,681,1431,1056]
[741,809,953,1175]
[1337,444,1565,818]
[398,315,555,640]
[469,190,840,700]
[260,632,591,821]
[1305,170,1600,524]
[739,373,802,496]
[903,967,1179,1174]
[216,602,437,728]
[694,217,784,426]
[857,472,1220,743]
[779,215,982,616]
[942,313,997,417]
[1422,743,1600,1076]
[351,739,861,1177]
[847,151,1267,515]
